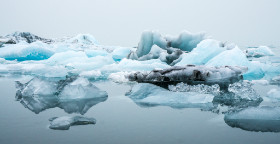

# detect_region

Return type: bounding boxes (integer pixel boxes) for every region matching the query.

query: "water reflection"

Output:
[15,76,108,115]
[126,83,280,133]
[224,106,280,132]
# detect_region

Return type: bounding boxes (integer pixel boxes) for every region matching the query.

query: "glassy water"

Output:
[0,76,279,144]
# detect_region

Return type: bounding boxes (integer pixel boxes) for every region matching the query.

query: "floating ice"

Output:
[245,46,275,58]
[169,82,220,96]
[15,76,108,114]
[66,34,98,45]
[134,31,168,58]
[165,31,206,52]
[213,81,263,107]
[111,47,131,61]
[101,58,170,72]
[5,31,53,44]
[128,65,247,88]
[126,83,214,109]
[49,116,96,130]
[85,49,109,58]
[176,39,229,66]
[206,47,265,80]
[266,89,280,102]
[128,31,205,64]
[224,106,280,132]
[0,41,54,61]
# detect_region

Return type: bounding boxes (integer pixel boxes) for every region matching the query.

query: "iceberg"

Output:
[49,116,96,130]
[128,65,247,88]
[111,47,131,61]
[245,46,275,58]
[224,106,280,132]
[128,31,205,64]
[0,41,54,61]
[4,31,53,44]
[206,47,265,80]
[66,34,98,45]
[165,31,206,52]
[15,76,108,114]
[126,83,214,109]
[175,39,232,66]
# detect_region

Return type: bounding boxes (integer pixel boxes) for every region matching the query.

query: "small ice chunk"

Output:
[111,47,131,61]
[245,46,275,58]
[228,81,261,101]
[224,106,280,132]
[251,79,269,85]
[108,71,132,83]
[169,82,220,96]
[49,116,96,130]
[267,89,280,102]
[67,34,98,45]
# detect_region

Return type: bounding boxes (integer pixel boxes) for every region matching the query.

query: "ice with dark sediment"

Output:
[127,31,205,64]
[128,65,247,88]
[224,106,280,132]
[15,76,108,114]
[49,116,96,130]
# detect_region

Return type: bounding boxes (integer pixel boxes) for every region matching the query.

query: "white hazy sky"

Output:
[0,0,279,47]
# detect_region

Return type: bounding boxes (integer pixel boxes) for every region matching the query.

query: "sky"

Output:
[0,0,279,47]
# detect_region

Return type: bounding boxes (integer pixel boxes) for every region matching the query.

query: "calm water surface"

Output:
[0,77,279,144]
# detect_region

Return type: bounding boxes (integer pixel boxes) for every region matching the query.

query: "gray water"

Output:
[0,77,279,144]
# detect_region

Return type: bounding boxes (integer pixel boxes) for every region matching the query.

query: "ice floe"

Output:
[15,76,108,114]
[126,83,214,109]
[49,116,96,130]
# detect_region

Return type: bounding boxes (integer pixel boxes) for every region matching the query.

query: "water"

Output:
[0,77,279,144]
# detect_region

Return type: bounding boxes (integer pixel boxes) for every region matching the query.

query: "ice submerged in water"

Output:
[224,106,280,132]
[49,116,96,130]
[15,76,108,114]
[126,83,214,109]
[128,65,247,89]
[169,81,263,108]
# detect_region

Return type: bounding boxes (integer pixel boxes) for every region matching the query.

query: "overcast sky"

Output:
[1,0,279,47]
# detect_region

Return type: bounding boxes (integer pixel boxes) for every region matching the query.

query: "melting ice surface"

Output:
[0,31,280,133]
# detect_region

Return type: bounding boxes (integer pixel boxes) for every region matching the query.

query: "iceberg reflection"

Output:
[15,76,108,114]
[224,106,280,132]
